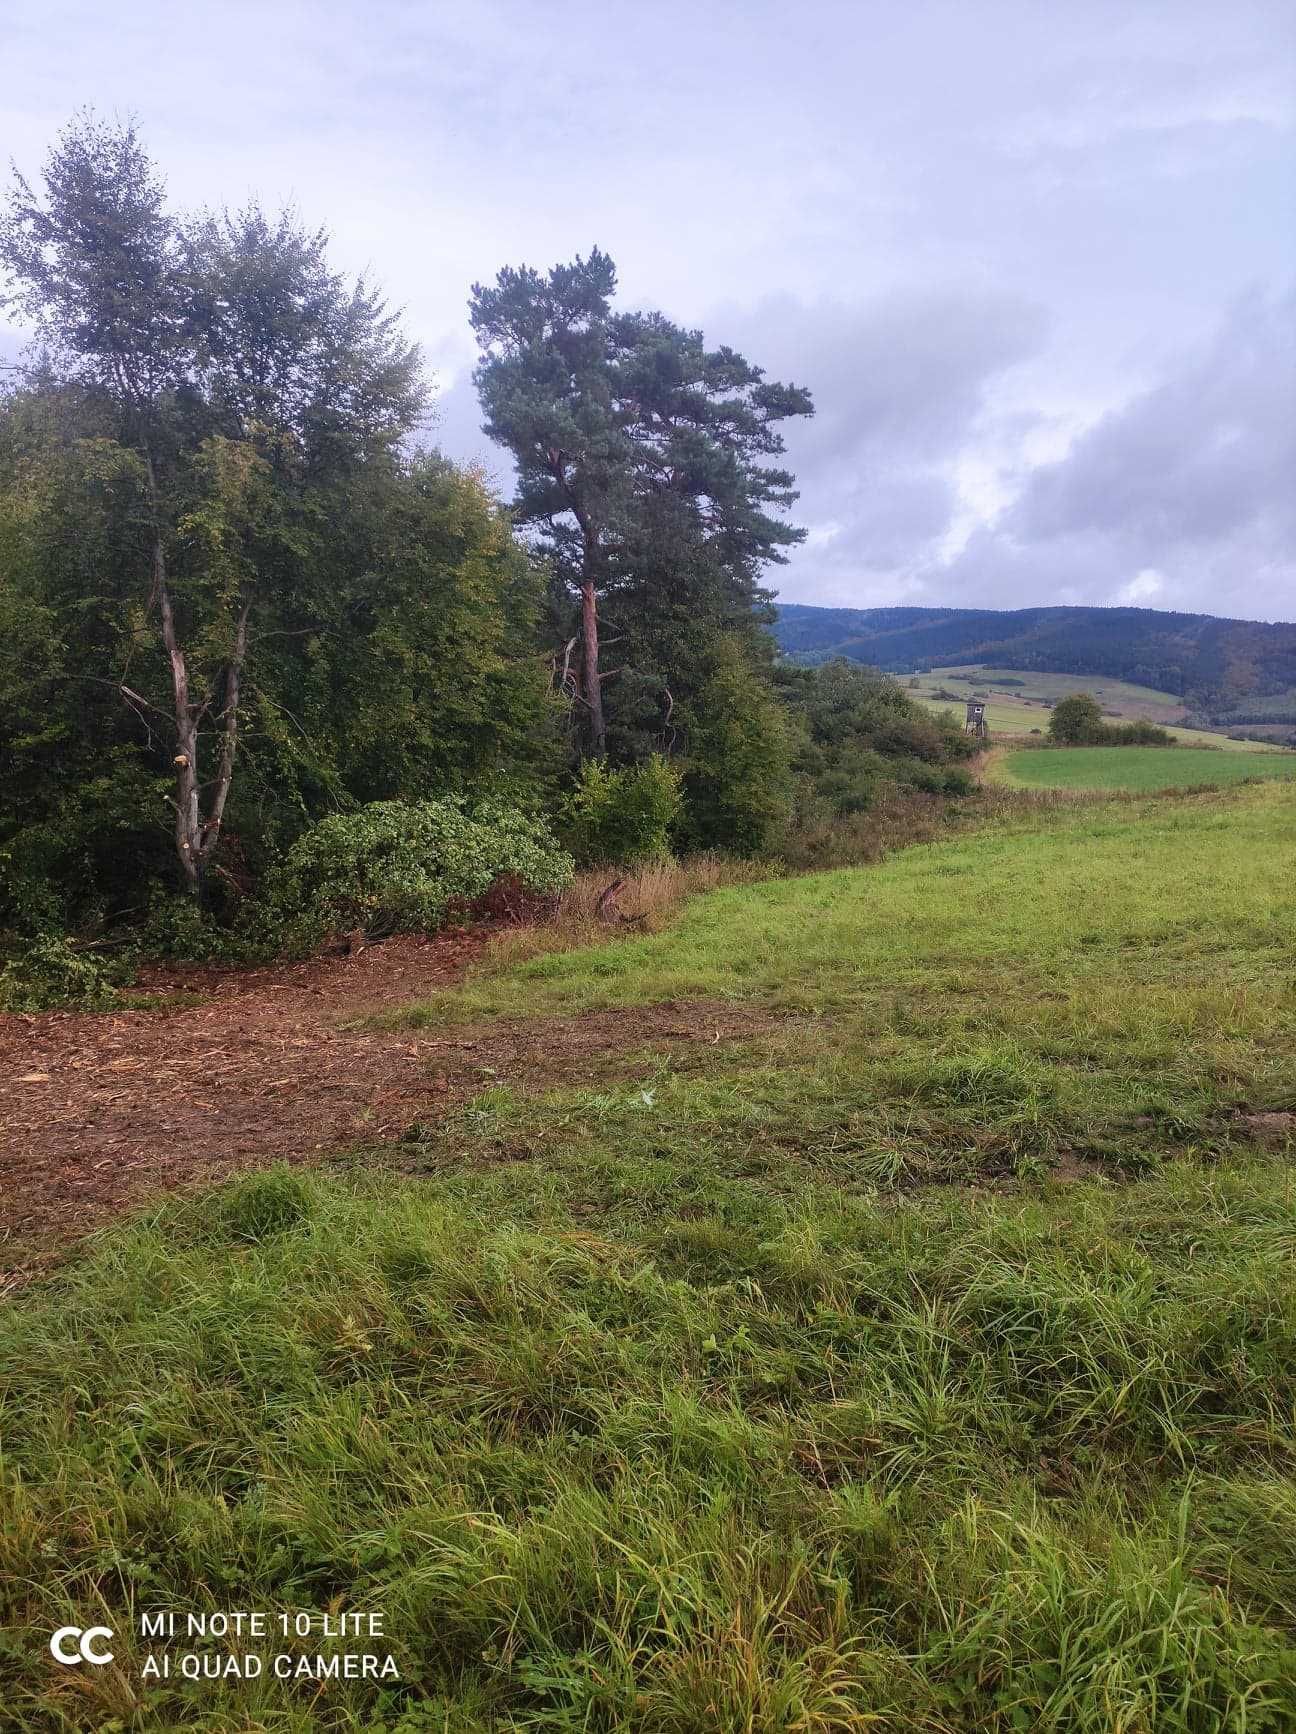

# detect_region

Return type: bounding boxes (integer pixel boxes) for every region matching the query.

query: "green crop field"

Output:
[4,782,1295,1731]
[994,745,1296,792]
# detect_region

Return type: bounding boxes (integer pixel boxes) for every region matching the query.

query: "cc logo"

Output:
[49,1626,115,1665]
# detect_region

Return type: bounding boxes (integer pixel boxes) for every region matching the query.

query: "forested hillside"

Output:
[774,602,1296,707]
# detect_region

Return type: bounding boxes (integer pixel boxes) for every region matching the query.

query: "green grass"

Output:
[3,783,1295,1730]
[994,747,1296,792]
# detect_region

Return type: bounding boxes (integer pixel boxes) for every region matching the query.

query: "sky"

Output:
[2,0,1293,622]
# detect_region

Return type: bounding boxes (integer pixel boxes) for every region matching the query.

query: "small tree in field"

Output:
[1049,693,1104,744]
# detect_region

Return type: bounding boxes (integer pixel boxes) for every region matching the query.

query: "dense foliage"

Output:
[784,658,976,816]
[0,118,984,997]
[0,118,561,940]
[564,756,682,866]
[261,797,573,950]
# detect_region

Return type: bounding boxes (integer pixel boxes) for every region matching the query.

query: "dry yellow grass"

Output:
[485,854,770,968]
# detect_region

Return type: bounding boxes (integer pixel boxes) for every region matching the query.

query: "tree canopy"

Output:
[470,249,813,759]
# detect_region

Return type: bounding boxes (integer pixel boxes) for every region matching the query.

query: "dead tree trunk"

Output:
[596,877,626,922]
[147,460,250,897]
[549,448,606,758]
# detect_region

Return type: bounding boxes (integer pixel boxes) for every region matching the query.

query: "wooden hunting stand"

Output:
[964,698,988,740]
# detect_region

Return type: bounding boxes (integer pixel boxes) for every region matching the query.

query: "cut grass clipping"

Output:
[2,782,1294,1731]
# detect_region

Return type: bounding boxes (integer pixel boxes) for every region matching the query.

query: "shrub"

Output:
[564,755,682,866]
[1049,694,1172,747]
[261,796,573,949]
[1105,719,1174,746]
[0,931,121,1012]
[134,888,252,963]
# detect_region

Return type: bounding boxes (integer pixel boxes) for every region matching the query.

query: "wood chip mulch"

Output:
[0,928,778,1280]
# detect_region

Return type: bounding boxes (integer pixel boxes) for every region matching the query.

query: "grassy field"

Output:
[908,666,1283,751]
[993,746,1296,792]
[2,784,1295,1730]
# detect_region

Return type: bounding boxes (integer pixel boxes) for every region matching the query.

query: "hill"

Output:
[771,602,1296,709]
[901,665,1291,748]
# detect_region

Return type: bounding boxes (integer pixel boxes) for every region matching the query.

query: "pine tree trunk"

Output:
[580,576,606,757]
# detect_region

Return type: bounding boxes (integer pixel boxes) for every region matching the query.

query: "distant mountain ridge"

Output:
[771,603,1296,710]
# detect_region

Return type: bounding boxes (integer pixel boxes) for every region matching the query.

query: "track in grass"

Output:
[3,784,1294,1731]
[994,744,1296,791]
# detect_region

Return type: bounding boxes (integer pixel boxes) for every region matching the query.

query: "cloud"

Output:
[757,284,1293,623]
[1114,568,1167,605]
[1013,289,1294,547]
[957,287,1296,619]
[708,289,1049,604]
[1,1,1290,621]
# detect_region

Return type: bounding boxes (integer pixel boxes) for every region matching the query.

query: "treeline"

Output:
[774,603,1296,707]
[0,117,974,998]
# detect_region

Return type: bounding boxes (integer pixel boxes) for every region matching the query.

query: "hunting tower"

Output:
[964,698,988,739]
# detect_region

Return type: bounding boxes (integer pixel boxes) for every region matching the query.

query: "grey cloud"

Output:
[1013,290,1294,546]
[711,291,1048,600]
[1,0,1291,620]
[937,289,1296,619]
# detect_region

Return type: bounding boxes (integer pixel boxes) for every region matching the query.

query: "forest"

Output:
[0,117,974,1008]
[774,600,1296,704]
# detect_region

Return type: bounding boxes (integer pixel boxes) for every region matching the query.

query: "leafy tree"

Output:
[0,114,421,897]
[780,659,975,817]
[469,250,812,758]
[564,755,681,866]
[1048,693,1104,744]
[678,638,795,855]
[0,117,562,938]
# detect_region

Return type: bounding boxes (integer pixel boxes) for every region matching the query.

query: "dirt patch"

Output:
[1049,1150,1108,1183]
[0,931,779,1274]
[1239,1111,1295,1149]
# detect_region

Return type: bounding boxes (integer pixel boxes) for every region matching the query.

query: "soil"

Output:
[0,929,774,1278]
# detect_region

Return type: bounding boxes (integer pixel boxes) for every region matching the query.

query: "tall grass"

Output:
[485,853,770,969]
[3,1158,1294,1730]
[481,785,1128,980]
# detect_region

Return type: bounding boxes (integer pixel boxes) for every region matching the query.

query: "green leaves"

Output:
[564,755,682,866]
[262,796,574,948]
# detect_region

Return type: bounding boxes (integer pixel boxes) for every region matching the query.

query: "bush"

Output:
[134,888,252,964]
[564,755,682,866]
[261,796,573,949]
[1049,693,1104,744]
[0,931,121,1011]
[1105,719,1174,746]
